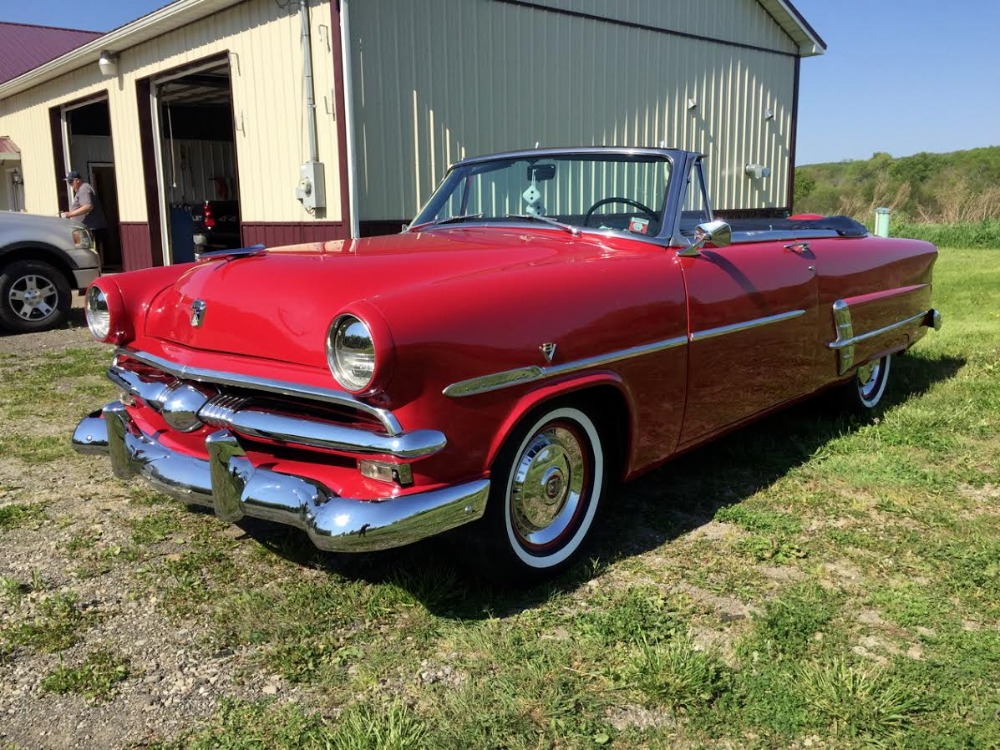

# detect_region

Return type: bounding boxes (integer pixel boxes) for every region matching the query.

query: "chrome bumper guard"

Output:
[72,402,489,552]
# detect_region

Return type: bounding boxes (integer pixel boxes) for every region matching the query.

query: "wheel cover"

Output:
[509,423,588,549]
[8,274,58,321]
[857,360,882,401]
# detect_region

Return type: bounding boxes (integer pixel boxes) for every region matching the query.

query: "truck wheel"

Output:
[0,260,71,334]
[476,404,606,584]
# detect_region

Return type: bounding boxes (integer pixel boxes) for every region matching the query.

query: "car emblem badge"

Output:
[540,342,557,363]
[190,299,207,328]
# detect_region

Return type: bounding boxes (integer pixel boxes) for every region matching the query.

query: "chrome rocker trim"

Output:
[443,335,688,398]
[116,349,404,437]
[444,309,806,398]
[109,363,445,459]
[73,403,489,553]
[688,309,806,342]
[828,304,941,375]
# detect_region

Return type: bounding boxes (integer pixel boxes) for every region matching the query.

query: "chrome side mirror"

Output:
[677,219,732,257]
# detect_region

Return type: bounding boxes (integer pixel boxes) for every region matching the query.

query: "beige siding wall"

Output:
[0,0,341,223]
[350,0,796,221]
[529,0,799,54]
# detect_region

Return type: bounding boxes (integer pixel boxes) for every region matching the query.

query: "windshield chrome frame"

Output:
[408,147,696,245]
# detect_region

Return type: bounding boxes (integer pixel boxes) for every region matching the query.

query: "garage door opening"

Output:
[152,59,240,265]
[61,98,123,270]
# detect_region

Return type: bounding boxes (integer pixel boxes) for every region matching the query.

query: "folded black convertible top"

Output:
[722,215,869,238]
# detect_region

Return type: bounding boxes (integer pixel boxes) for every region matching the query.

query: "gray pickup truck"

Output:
[0,212,101,334]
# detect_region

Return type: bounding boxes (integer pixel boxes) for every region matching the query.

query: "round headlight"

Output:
[85,286,111,340]
[327,314,376,392]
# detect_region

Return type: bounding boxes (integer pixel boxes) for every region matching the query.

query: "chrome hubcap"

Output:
[858,360,881,400]
[8,274,58,321]
[510,424,587,548]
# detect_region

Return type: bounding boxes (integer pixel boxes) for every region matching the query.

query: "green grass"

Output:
[2,593,87,653]
[894,219,1000,249]
[3,247,999,748]
[0,503,45,531]
[41,649,131,702]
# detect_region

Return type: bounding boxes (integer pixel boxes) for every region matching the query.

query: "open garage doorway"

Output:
[151,57,240,265]
[61,97,122,270]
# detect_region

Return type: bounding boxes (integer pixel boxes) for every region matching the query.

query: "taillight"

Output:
[203,202,216,230]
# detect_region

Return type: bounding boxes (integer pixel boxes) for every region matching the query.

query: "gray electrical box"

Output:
[295,161,326,210]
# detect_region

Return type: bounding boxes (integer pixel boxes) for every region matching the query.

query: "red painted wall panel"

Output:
[241,222,351,247]
[119,222,153,271]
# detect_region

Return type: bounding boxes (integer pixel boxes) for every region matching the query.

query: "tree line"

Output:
[794,146,1000,224]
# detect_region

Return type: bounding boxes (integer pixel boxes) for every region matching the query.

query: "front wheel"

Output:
[475,404,606,584]
[0,260,71,334]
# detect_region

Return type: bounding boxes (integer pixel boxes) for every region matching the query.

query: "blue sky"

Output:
[4,0,998,165]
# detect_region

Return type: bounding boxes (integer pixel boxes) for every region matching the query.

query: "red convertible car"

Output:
[73,148,941,582]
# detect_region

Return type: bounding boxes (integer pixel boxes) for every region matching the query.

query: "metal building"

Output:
[0,0,824,270]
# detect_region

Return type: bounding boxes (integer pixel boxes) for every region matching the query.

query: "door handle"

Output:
[784,242,810,255]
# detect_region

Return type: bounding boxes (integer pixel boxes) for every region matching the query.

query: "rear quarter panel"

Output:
[812,235,937,375]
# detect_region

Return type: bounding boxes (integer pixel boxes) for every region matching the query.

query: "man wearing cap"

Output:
[61,170,107,262]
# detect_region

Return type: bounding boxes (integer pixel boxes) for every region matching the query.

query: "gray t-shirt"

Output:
[70,182,107,231]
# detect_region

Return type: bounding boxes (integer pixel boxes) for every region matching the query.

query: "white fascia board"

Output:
[0,0,245,100]
[759,0,827,57]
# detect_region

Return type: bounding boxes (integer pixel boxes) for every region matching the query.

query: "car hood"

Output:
[1,211,87,234]
[144,228,632,369]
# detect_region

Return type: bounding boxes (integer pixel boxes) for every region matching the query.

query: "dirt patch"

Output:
[0,319,319,749]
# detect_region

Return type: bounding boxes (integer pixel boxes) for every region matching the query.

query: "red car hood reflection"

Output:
[145,228,628,368]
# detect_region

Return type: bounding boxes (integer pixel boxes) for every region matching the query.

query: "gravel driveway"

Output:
[0,300,313,749]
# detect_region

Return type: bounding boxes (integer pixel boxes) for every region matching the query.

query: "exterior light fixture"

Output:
[745,163,771,179]
[98,51,119,77]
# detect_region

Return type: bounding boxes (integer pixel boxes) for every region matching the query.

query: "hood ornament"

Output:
[540,342,557,363]
[190,299,207,328]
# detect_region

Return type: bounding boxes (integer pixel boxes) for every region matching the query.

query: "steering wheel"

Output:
[583,197,659,228]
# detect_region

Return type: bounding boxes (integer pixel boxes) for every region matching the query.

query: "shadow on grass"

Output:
[0,304,86,338]
[238,350,965,619]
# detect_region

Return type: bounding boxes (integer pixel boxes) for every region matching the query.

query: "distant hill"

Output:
[794,146,1000,223]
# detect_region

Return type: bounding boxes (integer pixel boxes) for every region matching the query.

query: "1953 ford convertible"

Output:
[73,147,941,582]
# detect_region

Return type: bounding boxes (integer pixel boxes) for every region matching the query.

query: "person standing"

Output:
[61,170,107,263]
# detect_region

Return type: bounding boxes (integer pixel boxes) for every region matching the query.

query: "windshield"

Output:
[410,153,673,238]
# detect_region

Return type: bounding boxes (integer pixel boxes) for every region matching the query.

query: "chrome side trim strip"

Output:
[689,309,806,342]
[828,309,930,350]
[443,335,688,398]
[827,302,933,375]
[116,348,403,437]
[74,404,489,553]
[830,300,855,374]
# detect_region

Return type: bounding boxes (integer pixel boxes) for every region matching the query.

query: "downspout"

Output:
[300,0,319,164]
[339,0,360,238]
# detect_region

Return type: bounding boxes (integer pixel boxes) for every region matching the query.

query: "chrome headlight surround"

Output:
[85,286,111,340]
[85,283,130,344]
[327,314,377,392]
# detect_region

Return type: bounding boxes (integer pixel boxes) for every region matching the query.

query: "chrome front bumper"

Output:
[73,402,489,552]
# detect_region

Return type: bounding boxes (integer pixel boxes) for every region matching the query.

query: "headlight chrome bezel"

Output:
[85,283,129,344]
[327,313,378,393]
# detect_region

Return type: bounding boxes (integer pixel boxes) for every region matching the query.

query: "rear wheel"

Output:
[0,260,71,333]
[840,354,892,412]
[475,404,606,584]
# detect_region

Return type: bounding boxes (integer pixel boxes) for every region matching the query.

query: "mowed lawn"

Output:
[1,247,998,749]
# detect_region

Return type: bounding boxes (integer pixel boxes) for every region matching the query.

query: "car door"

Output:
[673,168,821,447]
